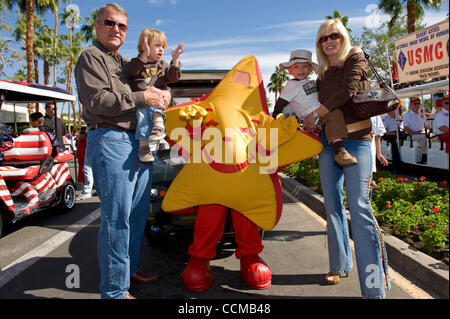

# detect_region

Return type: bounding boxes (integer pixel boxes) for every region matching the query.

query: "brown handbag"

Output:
[349,52,400,120]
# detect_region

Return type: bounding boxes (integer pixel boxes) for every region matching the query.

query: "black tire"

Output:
[56,181,76,212]
[0,211,4,238]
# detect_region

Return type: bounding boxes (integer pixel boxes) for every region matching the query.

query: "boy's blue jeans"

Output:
[135,106,164,141]
[87,128,152,299]
[318,132,390,299]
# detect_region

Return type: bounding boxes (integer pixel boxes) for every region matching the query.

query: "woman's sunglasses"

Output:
[103,19,128,32]
[318,32,342,44]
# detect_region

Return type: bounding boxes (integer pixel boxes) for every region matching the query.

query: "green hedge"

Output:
[285,158,449,253]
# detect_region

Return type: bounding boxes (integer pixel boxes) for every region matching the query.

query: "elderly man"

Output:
[403,97,427,162]
[75,3,171,299]
[433,95,449,153]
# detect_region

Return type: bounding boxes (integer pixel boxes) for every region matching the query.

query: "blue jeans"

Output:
[81,131,94,195]
[135,106,164,141]
[318,132,390,299]
[87,128,152,299]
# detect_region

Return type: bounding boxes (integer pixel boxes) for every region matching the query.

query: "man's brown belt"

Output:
[88,123,135,134]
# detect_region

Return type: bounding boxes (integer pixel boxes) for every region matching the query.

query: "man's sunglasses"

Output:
[318,32,342,44]
[103,19,128,32]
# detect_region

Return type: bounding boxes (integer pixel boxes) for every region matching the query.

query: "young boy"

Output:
[22,111,45,133]
[127,28,184,162]
[272,49,356,166]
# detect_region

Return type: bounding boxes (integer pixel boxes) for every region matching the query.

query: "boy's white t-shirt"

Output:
[279,79,320,119]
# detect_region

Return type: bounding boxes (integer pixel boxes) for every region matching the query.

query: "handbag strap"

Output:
[363,51,388,88]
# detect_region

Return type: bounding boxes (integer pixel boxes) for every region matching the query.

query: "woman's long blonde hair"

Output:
[316,19,352,79]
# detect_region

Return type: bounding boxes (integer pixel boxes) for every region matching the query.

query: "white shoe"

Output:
[76,193,92,200]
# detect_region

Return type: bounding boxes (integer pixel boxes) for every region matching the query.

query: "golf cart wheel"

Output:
[0,211,4,238]
[57,181,76,212]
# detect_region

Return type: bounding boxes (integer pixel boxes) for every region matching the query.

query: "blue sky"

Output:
[1,0,449,107]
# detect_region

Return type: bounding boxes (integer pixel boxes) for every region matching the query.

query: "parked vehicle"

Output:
[144,143,237,244]
[0,79,78,237]
[380,79,449,179]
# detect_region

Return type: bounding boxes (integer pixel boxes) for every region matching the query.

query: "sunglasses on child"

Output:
[103,19,128,32]
[318,32,342,44]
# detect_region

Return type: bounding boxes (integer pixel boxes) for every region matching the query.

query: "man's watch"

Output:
[311,111,319,119]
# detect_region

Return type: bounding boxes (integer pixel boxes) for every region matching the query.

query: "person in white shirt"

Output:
[433,95,449,153]
[382,110,401,134]
[381,109,402,166]
[272,49,355,166]
[371,115,388,173]
[433,98,449,135]
[403,97,427,159]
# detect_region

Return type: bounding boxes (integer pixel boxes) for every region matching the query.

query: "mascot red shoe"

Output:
[161,56,322,291]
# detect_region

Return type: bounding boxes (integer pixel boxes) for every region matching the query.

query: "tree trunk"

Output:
[26,0,35,115]
[44,54,49,85]
[78,100,83,126]
[34,55,39,83]
[407,0,416,33]
[53,6,58,85]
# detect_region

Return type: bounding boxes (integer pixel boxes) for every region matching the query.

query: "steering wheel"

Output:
[0,131,15,151]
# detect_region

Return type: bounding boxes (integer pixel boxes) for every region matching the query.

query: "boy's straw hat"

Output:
[279,50,319,73]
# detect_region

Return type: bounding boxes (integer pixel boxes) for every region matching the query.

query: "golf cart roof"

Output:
[0,79,75,104]
[395,79,449,99]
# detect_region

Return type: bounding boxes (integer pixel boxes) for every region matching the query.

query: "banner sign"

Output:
[394,20,449,84]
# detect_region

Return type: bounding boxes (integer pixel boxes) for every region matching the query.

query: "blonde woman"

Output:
[312,19,390,299]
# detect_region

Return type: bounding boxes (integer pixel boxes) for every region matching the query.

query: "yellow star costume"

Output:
[161,55,322,230]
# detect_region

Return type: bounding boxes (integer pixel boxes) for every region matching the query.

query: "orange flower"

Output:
[397,177,404,182]
[378,177,384,182]
[429,222,434,227]
[420,176,426,180]
[386,203,391,209]
[432,207,439,212]
[408,205,413,209]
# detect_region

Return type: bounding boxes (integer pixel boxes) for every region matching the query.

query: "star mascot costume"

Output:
[162,55,323,291]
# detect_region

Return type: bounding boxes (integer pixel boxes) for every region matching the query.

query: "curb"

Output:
[278,172,449,299]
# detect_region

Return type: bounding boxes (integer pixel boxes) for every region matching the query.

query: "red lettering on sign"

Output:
[408,50,415,66]
[435,41,443,59]
[415,48,422,64]
[423,44,433,62]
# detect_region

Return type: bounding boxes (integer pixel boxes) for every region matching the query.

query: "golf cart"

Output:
[0,79,78,237]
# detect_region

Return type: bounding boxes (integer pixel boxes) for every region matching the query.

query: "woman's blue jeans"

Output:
[318,132,390,299]
[87,128,152,299]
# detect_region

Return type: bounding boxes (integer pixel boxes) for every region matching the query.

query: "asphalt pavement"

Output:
[0,186,443,302]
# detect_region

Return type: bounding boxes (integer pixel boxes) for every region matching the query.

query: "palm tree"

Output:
[5,0,37,85]
[267,66,290,102]
[37,0,70,85]
[60,5,82,130]
[326,10,352,33]
[35,25,53,85]
[81,8,98,45]
[379,0,445,33]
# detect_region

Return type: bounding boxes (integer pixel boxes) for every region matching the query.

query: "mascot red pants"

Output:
[182,204,272,292]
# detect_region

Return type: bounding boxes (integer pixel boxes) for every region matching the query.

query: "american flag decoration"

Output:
[0,131,73,221]
[0,163,71,220]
